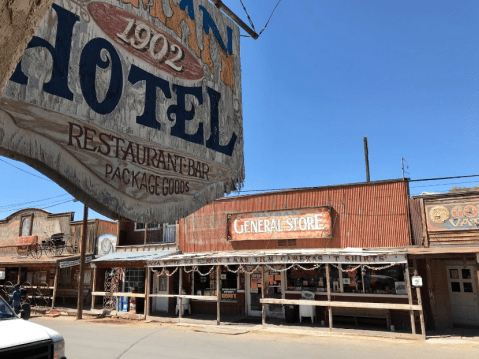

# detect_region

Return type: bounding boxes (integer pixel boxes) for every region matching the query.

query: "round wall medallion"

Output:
[429,206,450,224]
[100,238,113,255]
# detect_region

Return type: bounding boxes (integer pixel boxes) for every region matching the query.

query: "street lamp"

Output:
[73,199,88,320]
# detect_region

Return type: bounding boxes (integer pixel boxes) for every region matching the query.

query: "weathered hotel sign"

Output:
[149,253,407,267]
[427,202,479,231]
[0,0,244,223]
[226,208,332,241]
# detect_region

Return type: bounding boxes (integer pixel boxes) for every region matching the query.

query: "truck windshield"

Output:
[0,296,17,319]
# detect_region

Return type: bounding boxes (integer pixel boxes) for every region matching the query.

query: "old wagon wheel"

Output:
[55,244,64,256]
[29,243,42,259]
[43,240,55,258]
[65,236,78,254]
[36,282,50,308]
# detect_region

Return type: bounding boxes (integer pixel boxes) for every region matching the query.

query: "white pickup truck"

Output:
[0,295,66,358]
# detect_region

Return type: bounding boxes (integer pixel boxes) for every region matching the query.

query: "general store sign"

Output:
[0,0,244,223]
[149,253,407,267]
[227,208,332,241]
[426,202,479,231]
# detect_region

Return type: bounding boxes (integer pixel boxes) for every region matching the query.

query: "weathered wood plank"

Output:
[259,298,422,311]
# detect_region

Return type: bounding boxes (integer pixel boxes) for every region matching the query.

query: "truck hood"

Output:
[0,318,63,349]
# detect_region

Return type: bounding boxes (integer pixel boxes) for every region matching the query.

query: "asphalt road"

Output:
[30,316,479,359]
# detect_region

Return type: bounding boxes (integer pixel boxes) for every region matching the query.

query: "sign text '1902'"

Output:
[117,18,184,72]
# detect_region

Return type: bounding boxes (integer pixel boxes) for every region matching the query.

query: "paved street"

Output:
[30,316,479,359]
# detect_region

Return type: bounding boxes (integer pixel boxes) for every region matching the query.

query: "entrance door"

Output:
[247,272,262,317]
[246,270,284,318]
[152,275,169,313]
[446,265,479,326]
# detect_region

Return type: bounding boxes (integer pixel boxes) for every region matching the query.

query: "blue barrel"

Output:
[121,296,129,312]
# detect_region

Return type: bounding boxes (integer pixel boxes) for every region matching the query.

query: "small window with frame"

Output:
[19,214,34,237]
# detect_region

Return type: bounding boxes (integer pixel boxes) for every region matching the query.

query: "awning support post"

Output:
[52,266,59,309]
[412,259,426,338]
[145,267,150,320]
[216,265,221,325]
[17,266,22,285]
[261,265,266,326]
[405,264,416,334]
[90,267,97,311]
[326,264,333,331]
[178,267,183,323]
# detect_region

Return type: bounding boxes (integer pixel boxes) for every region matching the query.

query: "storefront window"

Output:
[286,264,324,292]
[123,268,145,293]
[363,264,405,295]
[220,266,238,301]
[193,266,216,296]
[285,263,406,295]
[341,265,363,293]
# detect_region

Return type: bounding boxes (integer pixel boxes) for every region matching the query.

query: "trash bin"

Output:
[121,296,129,312]
[284,304,299,323]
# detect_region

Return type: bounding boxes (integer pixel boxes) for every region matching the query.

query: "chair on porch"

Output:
[175,297,191,315]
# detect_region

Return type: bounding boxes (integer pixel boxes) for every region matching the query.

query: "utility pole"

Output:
[77,204,88,320]
[364,137,370,182]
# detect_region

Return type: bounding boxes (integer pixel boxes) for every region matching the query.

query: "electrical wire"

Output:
[0,194,71,210]
[0,198,75,214]
[0,158,52,182]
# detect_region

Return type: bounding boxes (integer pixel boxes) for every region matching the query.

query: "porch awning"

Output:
[147,248,407,267]
[92,250,179,267]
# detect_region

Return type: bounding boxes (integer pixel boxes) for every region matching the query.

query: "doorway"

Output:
[152,274,169,312]
[246,269,284,318]
[446,264,479,326]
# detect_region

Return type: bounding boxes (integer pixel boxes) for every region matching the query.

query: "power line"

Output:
[0,158,52,182]
[0,194,71,210]
[0,198,75,214]
[409,174,479,182]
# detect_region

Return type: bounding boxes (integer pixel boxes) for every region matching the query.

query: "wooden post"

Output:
[77,205,88,320]
[326,264,332,331]
[90,267,97,311]
[144,268,150,320]
[52,267,59,309]
[261,265,266,326]
[413,259,426,338]
[178,267,183,322]
[216,265,221,325]
[364,136,370,182]
[144,223,148,245]
[405,265,416,334]
[17,267,21,285]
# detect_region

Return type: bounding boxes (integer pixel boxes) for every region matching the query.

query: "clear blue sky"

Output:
[0,0,477,221]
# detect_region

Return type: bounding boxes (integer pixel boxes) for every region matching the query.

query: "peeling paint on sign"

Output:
[0,0,244,223]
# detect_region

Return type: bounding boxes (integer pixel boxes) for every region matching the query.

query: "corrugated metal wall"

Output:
[179,180,411,252]
[409,198,424,246]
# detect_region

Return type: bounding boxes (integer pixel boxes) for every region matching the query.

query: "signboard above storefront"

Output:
[227,207,332,241]
[60,255,92,269]
[426,202,479,231]
[0,0,244,223]
[149,251,407,267]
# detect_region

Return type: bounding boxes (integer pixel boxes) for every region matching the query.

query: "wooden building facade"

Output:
[148,179,426,337]
[0,208,118,308]
[410,191,479,329]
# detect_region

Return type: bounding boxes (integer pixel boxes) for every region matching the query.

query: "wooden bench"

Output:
[326,307,391,329]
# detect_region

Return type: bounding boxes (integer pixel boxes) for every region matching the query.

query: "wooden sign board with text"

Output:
[0,0,244,223]
[227,208,332,241]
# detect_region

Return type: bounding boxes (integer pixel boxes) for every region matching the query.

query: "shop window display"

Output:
[286,263,406,296]
[193,266,216,296]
